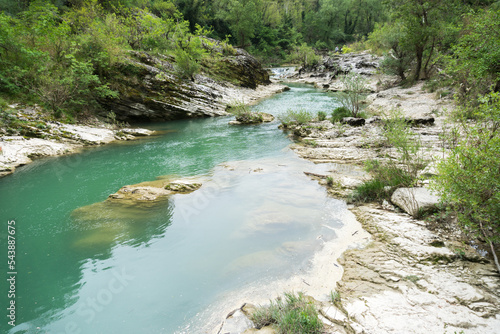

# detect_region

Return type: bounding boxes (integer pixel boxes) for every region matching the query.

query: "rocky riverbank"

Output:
[0,105,155,177]
[216,54,500,333]
[1,43,287,178]
[0,81,287,179]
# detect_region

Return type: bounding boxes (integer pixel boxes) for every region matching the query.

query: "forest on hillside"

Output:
[0,0,498,126]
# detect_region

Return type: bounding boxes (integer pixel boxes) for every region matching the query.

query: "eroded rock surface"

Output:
[335,205,500,334]
[101,50,272,122]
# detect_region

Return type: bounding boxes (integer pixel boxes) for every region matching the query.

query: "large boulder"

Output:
[391,187,440,217]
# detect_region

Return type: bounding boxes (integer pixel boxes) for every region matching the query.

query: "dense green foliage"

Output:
[368,0,499,84]
[443,9,500,103]
[278,108,314,126]
[434,92,500,245]
[251,292,323,334]
[155,0,388,64]
[0,0,238,119]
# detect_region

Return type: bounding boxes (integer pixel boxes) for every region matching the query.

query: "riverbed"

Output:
[0,84,356,333]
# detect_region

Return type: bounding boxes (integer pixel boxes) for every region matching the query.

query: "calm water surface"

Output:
[0,84,345,334]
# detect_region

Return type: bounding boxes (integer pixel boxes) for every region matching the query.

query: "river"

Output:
[0,84,348,334]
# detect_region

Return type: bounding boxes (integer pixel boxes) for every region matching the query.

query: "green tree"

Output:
[369,22,413,81]
[433,92,500,273]
[384,0,461,81]
[444,9,500,103]
[216,0,261,48]
[337,72,367,117]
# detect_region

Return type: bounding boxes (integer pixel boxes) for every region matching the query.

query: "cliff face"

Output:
[101,50,271,122]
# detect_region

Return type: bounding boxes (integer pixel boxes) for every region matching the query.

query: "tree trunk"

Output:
[414,45,424,82]
[422,38,435,79]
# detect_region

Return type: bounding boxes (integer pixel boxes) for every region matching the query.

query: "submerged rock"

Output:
[108,178,203,204]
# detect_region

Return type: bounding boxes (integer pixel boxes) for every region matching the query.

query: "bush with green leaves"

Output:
[227,102,263,123]
[351,160,414,202]
[250,292,323,334]
[317,111,327,121]
[337,73,368,117]
[278,109,314,126]
[433,92,500,272]
[287,43,321,67]
[383,112,428,180]
[352,112,428,203]
[444,9,500,104]
[331,106,352,123]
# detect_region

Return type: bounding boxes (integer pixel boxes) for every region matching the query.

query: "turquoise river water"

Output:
[0,84,347,334]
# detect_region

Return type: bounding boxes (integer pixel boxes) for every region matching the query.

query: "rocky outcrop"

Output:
[222,48,271,89]
[0,104,155,177]
[287,52,383,91]
[101,50,271,122]
[391,187,440,217]
[217,304,256,334]
[366,82,453,120]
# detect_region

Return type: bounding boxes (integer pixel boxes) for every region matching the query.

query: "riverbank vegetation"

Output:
[250,292,323,334]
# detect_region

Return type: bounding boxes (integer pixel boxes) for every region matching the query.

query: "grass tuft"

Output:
[250,292,323,334]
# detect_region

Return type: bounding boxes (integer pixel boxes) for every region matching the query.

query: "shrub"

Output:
[351,112,427,203]
[317,111,327,121]
[288,43,321,67]
[433,92,500,272]
[278,109,314,126]
[227,102,263,123]
[351,161,414,202]
[341,45,353,54]
[331,106,352,123]
[174,48,200,80]
[383,112,427,180]
[250,292,323,334]
[337,73,368,117]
